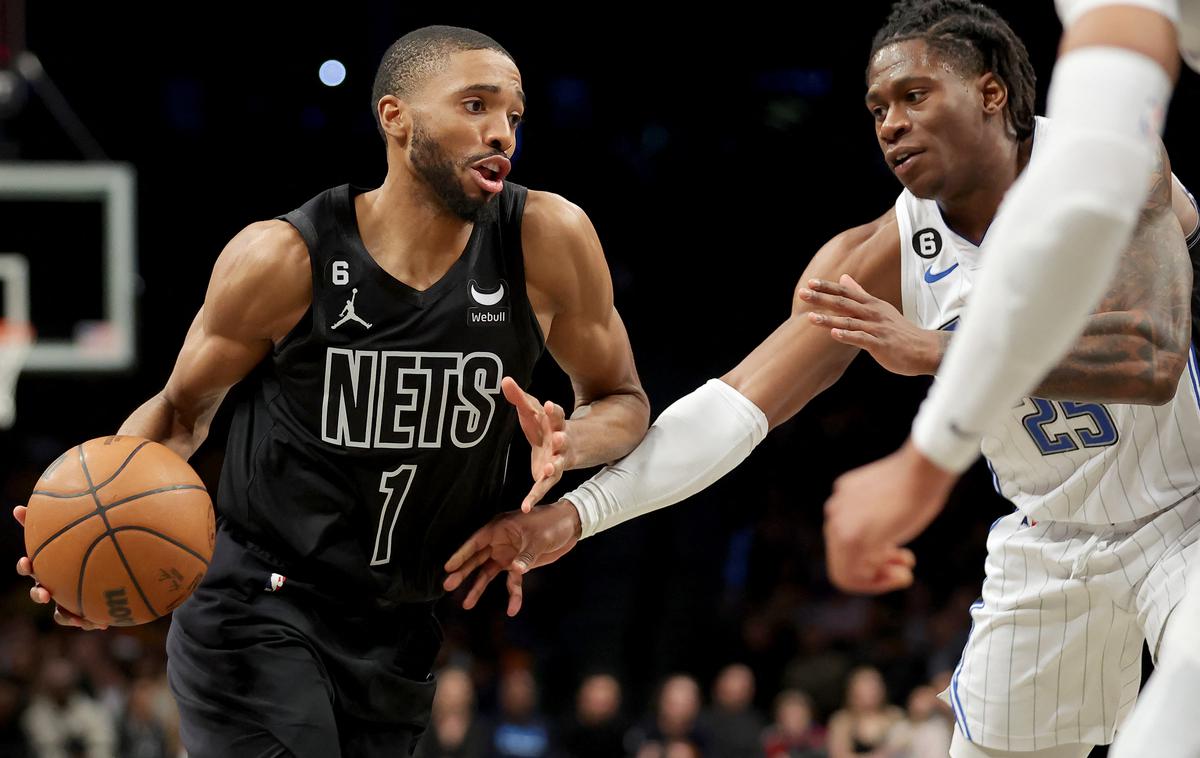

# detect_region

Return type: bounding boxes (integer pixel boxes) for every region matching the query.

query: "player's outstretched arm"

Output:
[445,210,903,611]
[560,211,902,538]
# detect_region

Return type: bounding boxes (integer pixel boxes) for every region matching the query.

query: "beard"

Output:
[410,120,500,224]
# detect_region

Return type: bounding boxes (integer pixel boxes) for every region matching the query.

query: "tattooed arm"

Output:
[1022,143,1191,404]
[811,143,1192,405]
[902,146,1190,403]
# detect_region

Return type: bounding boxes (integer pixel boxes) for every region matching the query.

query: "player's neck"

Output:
[936,135,1030,245]
[354,177,475,287]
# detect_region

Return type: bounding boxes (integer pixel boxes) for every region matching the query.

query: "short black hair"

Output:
[869,0,1036,141]
[371,25,514,137]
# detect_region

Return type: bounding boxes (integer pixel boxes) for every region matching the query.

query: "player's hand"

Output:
[822,439,956,594]
[13,505,107,631]
[442,500,582,616]
[800,275,945,376]
[502,377,574,511]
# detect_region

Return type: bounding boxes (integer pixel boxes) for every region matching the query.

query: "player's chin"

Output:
[900,168,945,201]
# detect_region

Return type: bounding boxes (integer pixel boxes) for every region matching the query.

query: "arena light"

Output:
[319,60,346,87]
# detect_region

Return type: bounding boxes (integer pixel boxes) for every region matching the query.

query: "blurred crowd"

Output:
[0,607,961,758]
[414,662,954,758]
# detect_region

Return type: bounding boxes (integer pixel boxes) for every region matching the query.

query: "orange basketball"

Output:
[23,435,215,627]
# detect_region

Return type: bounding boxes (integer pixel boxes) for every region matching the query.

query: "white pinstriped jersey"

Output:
[895,118,1200,526]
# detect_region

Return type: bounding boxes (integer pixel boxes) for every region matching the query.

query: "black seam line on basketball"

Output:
[31,440,153,499]
[104,526,211,568]
[78,447,159,619]
[76,528,117,621]
[29,485,209,563]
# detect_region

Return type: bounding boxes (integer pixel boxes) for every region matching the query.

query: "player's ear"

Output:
[978,72,1007,118]
[378,95,411,147]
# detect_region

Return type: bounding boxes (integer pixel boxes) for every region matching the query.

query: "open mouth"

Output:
[469,155,512,193]
[890,149,924,170]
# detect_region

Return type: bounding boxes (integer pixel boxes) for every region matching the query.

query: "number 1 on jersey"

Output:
[371,465,416,566]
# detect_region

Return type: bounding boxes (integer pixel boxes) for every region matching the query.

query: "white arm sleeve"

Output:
[562,379,768,539]
[912,46,1172,472]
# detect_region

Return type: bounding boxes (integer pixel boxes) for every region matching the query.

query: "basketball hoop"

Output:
[0,319,33,429]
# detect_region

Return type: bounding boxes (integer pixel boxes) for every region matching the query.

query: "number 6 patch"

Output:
[912,228,943,259]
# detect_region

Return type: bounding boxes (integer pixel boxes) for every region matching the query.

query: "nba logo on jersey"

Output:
[265,573,287,592]
[468,279,509,326]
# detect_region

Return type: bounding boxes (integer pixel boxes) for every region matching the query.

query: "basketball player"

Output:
[826,0,1200,607]
[443,4,1200,756]
[829,3,1200,753]
[13,26,649,757]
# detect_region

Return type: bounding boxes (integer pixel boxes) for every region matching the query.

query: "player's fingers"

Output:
[544,401,566,430]
[798,288,865,316]
[444,532,490,573]
[872,562,915,593]
[505,571,524,617]
[30,584,51,604]
[549,431,569,457]
[521,474,558,513]
[443,547,493,591]
[839,274,875,301]
[810,277,871,304]
[13,504,26,527]
[502,378,544,444]
[887,547,917,569]
[462,561,504,610]
[16,556,34,578]
[512,546,538,573]
[53,605,102,630]
[537,405,556,447]
[502,376,543,417]
[829,329,883,350]
[808,313,874,332]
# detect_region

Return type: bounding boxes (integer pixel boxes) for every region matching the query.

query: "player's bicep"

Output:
[162,220,309,420]
[164,306,272,411]
[529,192,644,407]
[545,303,642,408]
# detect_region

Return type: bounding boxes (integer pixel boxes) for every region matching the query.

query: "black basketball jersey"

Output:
[217,183,543,609]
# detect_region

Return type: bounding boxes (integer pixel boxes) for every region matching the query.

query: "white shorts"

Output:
[1054,0,1200,73]
[940,495,1200,751]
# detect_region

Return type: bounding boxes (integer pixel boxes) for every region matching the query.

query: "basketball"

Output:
[23,435,215,627]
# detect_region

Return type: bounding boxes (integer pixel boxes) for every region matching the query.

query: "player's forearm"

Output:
[563,379,768,538]
[1031,312,1186,403]
[117,391,214,460]
[564,387,650,469]
[927,315,1186,404]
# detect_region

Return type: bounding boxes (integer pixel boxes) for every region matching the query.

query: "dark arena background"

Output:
[1,2,1197,756]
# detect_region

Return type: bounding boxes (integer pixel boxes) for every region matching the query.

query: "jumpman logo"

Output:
[332,288,372,330]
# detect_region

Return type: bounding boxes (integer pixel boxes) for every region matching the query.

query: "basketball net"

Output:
[0,320,33,429]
